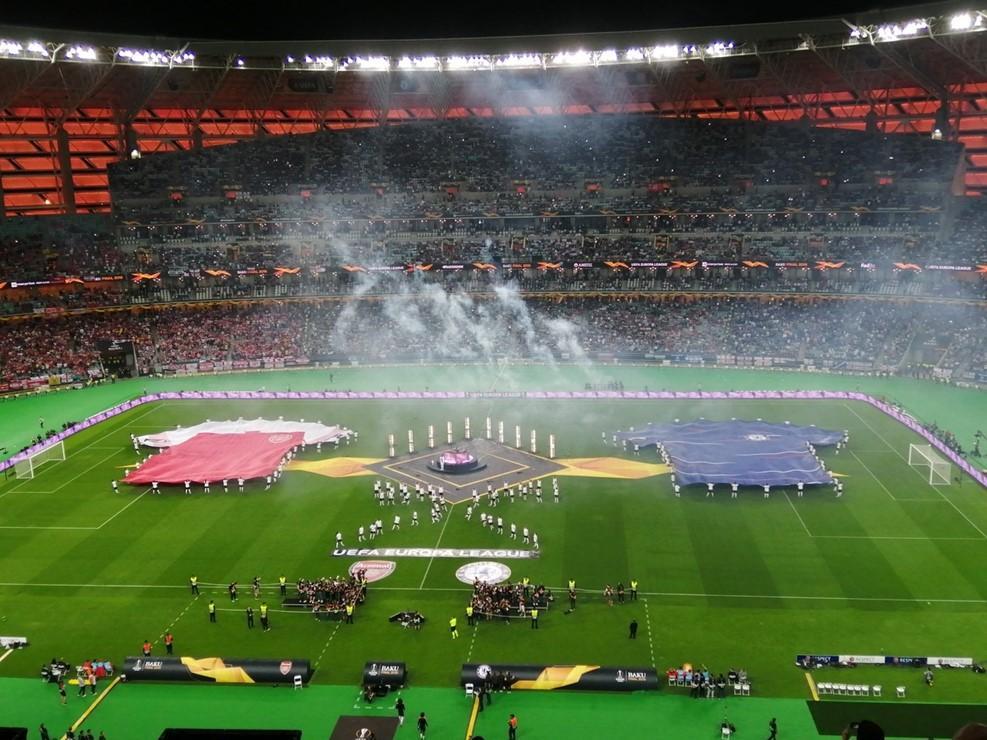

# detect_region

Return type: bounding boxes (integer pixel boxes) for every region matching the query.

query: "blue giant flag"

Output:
[614,419,841,487]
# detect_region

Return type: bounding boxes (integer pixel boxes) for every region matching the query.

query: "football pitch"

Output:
[2,366,987,737]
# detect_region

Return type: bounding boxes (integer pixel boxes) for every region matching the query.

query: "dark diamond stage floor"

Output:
[328,716,398,740]
[367,438,564,504]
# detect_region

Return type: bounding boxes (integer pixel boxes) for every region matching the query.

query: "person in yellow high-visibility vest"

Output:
[279,576,287,597]
[630,579,639,601]
[345,603,354,624]
[568,579,576,592]
[466,604,474,626]
[190,576,199,595]
[449,616,459,639]
[530,608,539,629]
[259,602,270,632]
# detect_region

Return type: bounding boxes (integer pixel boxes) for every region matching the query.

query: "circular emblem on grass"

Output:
[745,434,769,441]
[455,561,511,585]
[268,433,293,443]
[349,560,396,583]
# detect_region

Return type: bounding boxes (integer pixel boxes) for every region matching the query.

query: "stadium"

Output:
[1,1,987,738]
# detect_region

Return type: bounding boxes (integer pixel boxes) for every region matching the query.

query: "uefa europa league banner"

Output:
[461,663,659,692]
[123,656,311,684]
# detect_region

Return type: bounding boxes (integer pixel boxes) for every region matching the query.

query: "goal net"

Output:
[907,443,952,486]
[14,440,66,479]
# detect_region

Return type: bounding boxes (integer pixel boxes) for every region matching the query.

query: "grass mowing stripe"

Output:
[844,402,987,539]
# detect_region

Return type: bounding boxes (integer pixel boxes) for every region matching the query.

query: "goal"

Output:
[907,443,952,486]
[13,440,66,479]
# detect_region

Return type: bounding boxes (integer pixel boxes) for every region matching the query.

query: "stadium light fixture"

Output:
[949,11,984,30]
[26,41,48,57]
[552,50,592,66]
[597,49,619,64]
[494,53,542,68]
[343,55,389,70]
[65,45,98,61]
[650,44,681,60]
[624,47,646,61]
[0,40,23,56]
[874,19,928,41]
[398,55,439,70]
[446,55,491,70]
[705,41,735,56]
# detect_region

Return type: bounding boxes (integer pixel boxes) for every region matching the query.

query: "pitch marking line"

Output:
[419,507,454,589]
[313,623,342,671]
[643,598,657,671]
[466,622,479,663]
[805,672,819,701]
[784,492,813,536]
[846,449,899,502]
[61,675,122,740]
[7,580,987,605]
[0,648,13,663]
[0,488,150,530]
[843,403,987,539]
[155,595,200,647]
[0,402,163,500]
[97,489,150,529]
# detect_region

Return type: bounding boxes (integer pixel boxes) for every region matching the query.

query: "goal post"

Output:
[907,443,952,486]
[13,440,66,480]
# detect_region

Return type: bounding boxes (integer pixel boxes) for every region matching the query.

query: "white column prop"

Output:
[486,417,492,440]
[549,434,556,459]
[388,433,395,458]
[515,425,522,448]
[498,421,504,444]
[428,424,435,449]
[530,429,537,454]
[447,421,453,445]
[408,429,414,454]
[465,416,471,440]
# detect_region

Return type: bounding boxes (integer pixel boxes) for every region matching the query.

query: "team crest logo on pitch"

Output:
[455,561,511,585]
[349,560,397,583]
[268,433,293,443]
[280,661,293,676]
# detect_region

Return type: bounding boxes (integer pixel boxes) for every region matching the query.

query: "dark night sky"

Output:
[0,0,941,40]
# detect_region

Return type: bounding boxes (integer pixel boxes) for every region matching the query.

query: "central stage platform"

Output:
[368,439,563,503]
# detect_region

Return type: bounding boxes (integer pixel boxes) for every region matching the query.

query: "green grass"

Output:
[2,367,987,737]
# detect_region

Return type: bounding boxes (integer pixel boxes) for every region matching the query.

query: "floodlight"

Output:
[624,48,646,61]
[26,41,46,55]
[652,44,680,60]
[447,55,490,70]
[495,53,541,68]
[354,56,390,70]
[552,50,592,66]
[66,45,98,61]
[949,11,982,30]
[597,49,618,63]
[0,40,23,56]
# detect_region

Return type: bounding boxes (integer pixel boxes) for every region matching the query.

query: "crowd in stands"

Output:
[108,117,962,197]
[1,297,985,388]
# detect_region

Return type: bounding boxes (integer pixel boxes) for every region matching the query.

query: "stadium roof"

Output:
[2,0,987,216]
